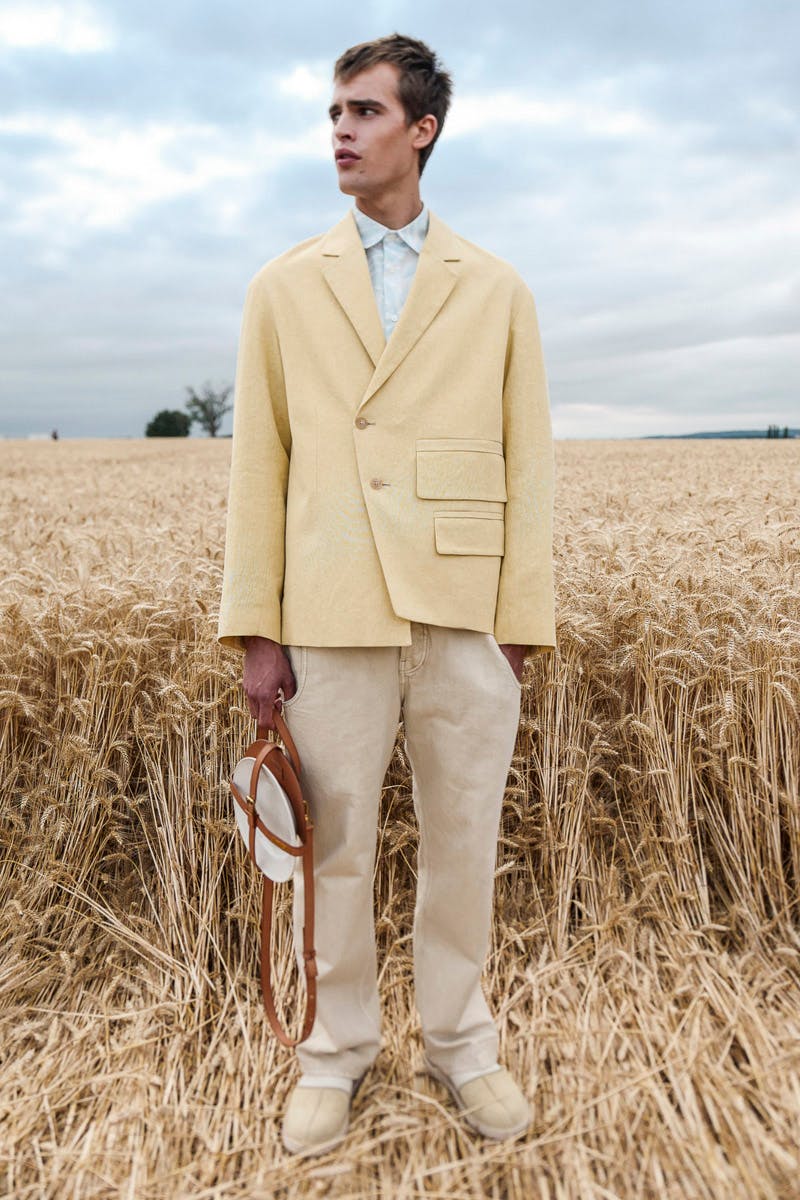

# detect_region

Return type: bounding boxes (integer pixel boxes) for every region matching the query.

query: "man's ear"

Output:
[412,113,438,152]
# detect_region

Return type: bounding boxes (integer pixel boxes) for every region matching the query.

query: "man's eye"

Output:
[360,107,377,116]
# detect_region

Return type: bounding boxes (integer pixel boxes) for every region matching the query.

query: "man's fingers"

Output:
[243,661,294,729]
[244,689,276,730]
[258,699,277,732]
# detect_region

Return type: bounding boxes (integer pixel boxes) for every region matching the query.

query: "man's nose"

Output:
[334,115,355,141]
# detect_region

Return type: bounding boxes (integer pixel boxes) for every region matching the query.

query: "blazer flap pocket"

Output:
[416,438,507,501]
[434,511,505,556]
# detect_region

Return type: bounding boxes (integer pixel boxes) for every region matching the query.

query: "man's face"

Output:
[329,62,431,198]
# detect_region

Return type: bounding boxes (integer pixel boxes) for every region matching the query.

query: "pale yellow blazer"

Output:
[217,207,555,653]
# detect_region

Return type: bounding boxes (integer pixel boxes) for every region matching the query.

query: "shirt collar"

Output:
[352,203,429,253]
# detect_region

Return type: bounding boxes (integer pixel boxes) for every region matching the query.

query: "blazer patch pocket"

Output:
[434,511,505,556]
[416,438,508,502]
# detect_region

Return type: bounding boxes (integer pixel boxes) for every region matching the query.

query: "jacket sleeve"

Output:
[217,272,291,652]
[493,278,556,653]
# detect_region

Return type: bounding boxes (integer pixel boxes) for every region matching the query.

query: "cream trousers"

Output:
[281,621,523,1080]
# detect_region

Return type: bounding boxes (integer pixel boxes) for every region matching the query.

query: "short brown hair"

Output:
[333,33,453,177]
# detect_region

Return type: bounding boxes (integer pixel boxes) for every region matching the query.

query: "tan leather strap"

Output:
[230,704,316,1046]
[259,826,317,1047]
[259,707,301,777]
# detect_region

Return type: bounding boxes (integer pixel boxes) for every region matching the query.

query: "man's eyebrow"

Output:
[328,98,387,116]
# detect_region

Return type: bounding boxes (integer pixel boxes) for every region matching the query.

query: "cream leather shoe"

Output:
[424,1060,532,1140]
[281,1082,354,1157]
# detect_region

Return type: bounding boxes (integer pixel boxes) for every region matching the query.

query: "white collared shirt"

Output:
[352,203,430,341]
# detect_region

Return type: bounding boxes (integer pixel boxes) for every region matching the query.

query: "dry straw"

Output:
[1,437,798,1199]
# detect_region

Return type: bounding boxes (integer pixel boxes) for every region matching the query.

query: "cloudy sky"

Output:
[1,0,798,439]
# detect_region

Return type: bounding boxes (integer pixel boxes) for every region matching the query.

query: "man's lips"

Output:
[335,150,361,164]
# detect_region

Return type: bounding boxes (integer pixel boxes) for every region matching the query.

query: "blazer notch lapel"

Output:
[318,208,462,401]
[359,255,457,407]
[320,213,385,367]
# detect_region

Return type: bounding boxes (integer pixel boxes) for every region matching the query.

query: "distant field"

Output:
[1,437,799,1200]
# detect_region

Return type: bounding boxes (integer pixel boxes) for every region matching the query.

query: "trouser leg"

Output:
[281,644,401,1079]
[401,624,523,1076]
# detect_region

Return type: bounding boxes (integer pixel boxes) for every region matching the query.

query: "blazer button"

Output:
[355,417,368,429]
[370,478,383,489]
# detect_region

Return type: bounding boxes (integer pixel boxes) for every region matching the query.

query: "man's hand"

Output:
[497,643,530,684]
[242,635,297,731]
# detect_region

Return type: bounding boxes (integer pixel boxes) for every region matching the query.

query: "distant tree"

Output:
[146,409,191,437]
[185,382,233,437]
[783,426,789,438]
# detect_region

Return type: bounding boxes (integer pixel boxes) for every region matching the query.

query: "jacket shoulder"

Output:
[245,229,328,293]
[445,226,533,297]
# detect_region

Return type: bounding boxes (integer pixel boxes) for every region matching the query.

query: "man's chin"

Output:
[336,171,374,198]
[337,178,361,196]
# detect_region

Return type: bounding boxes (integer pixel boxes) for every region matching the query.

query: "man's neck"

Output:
[354,193,424,231]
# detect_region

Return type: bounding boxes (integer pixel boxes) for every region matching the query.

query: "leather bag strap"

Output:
[258,707,301,777]
[233,704,317,1046]
[258,824,317,1047]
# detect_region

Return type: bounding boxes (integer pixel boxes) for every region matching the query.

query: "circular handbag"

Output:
[228,706,317,1046]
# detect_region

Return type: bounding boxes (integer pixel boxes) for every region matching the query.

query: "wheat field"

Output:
[1,436,798,1200]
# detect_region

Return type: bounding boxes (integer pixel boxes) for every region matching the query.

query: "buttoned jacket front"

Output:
[217,207,556,653]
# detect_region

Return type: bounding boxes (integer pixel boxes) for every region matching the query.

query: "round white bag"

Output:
[231,753,301,883]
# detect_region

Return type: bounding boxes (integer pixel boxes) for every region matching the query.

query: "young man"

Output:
[218,33,555,1156]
